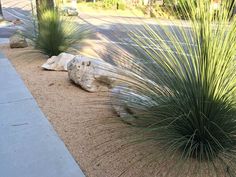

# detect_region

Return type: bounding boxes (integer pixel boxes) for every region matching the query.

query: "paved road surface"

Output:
[0,0,190,41]
[0,0,191,59]
[0,0,32,37]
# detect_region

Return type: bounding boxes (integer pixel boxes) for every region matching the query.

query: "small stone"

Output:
[9,32,28,48]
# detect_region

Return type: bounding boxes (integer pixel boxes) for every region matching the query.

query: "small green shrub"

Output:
[137,4,171,18]
[90,1,104,9]
[117,1,126,10]
[102,0,118,9]
[152,4,171,18]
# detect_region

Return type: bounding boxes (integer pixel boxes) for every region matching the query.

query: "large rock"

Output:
[111,85,158,125]
[42,53,75,71]
[67,56,118,92]
[9,33,28,48]
[110,85,137,123]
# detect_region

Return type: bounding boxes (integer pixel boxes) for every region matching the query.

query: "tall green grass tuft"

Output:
[23,5,90,57]
[108,0,236,175]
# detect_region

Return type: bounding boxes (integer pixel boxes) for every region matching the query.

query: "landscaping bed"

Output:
[0,44,158,177]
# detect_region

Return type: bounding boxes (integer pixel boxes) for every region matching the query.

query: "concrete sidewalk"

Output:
[0,53,85,177]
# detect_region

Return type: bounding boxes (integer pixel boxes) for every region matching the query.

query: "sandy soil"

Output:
[0,45,163,177]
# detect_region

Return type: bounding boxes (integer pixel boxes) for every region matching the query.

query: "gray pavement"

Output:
[0,27,16,37]
[0,53,85,177]
[0,38,9,44]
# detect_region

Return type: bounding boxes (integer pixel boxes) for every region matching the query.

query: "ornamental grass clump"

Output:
[23,6,90,57]
[108,0,236,176]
